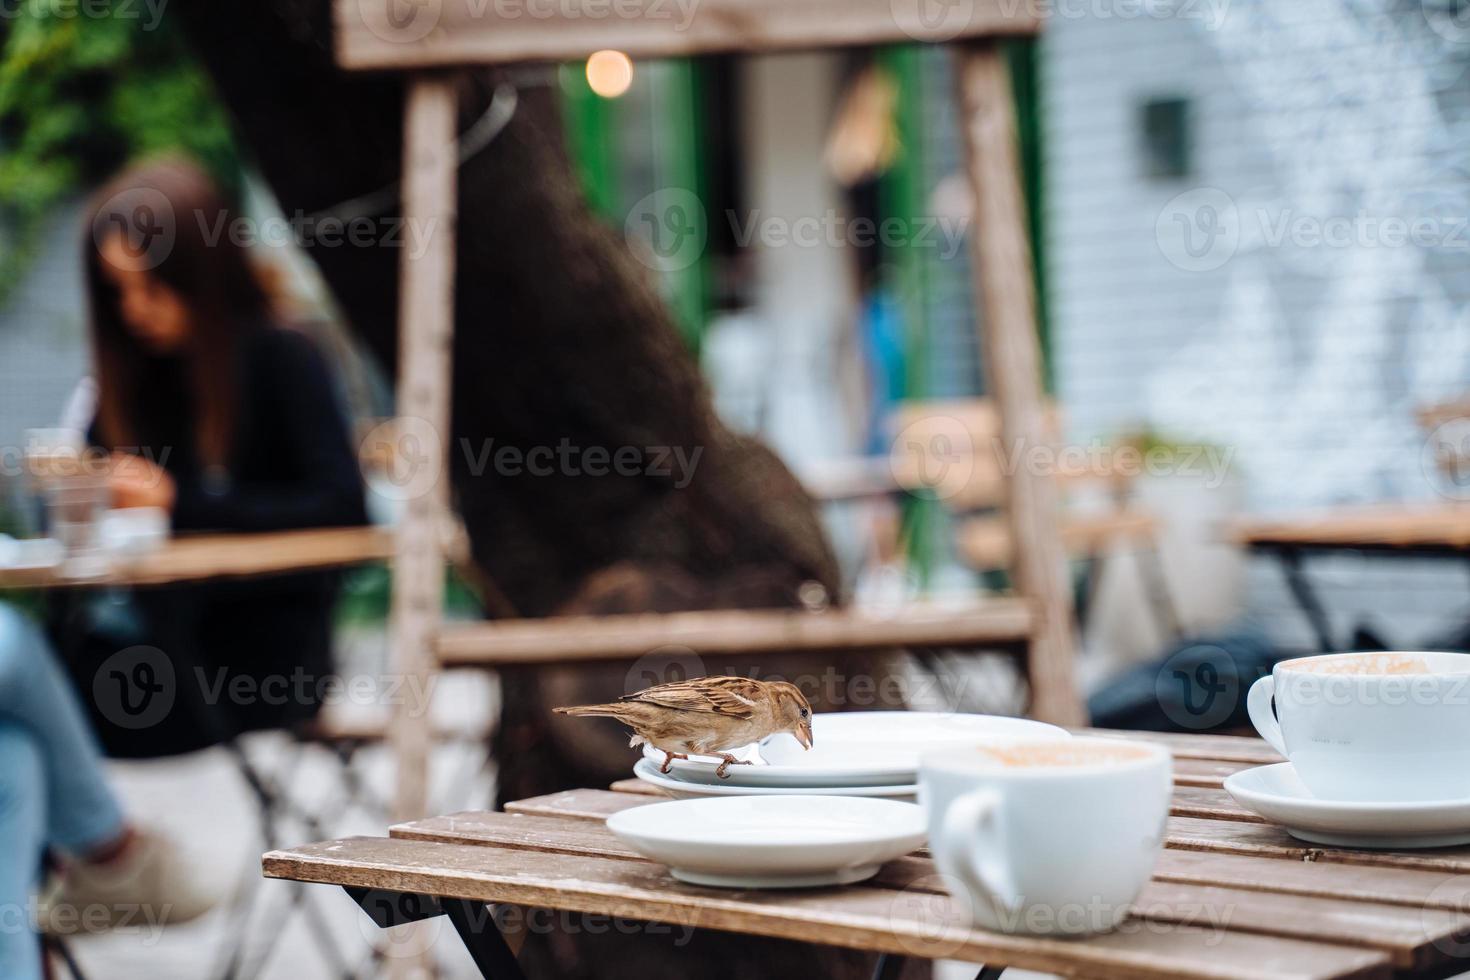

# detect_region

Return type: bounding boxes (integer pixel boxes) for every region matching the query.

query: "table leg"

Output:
[870,952,1005,979]
[872,952,907,980]
[344,887,527,980]
[1276,548,1337,652]
[443,899,525,980]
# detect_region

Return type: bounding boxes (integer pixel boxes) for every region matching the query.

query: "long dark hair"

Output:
[85,157,273,468]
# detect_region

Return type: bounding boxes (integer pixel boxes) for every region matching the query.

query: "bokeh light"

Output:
[586,50,634,99]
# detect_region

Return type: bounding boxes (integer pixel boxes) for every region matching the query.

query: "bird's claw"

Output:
[715,755,754,779]
[659,752,689,774]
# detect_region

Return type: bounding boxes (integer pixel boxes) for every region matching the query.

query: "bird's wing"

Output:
[622,678,759,718]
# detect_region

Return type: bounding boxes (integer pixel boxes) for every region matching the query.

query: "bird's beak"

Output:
[796,721,814,750]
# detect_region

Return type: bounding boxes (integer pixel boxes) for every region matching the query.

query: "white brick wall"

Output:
[1038,0,1470,650]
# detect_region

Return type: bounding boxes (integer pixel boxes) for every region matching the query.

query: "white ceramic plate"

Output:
[1224,763,1470,848]
[641,711,1068,788]
[633,758,917,802]
[606,795,927,888]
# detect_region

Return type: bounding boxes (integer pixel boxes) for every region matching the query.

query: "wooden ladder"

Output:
[333,0,1082,821]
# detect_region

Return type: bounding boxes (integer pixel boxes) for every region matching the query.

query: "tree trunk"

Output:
[172,4,909,975]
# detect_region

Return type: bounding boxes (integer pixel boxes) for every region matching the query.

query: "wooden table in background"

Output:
[1231,505,1470,652]
[0,526,394,590]
[262,728,1470,979]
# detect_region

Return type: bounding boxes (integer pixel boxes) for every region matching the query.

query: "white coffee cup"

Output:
[1247,651,1470,803]
[919,737,1171,936]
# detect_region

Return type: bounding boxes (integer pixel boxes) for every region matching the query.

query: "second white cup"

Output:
[920,737,1171,935]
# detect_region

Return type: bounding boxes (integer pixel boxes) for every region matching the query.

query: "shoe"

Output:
[38,828,220,936]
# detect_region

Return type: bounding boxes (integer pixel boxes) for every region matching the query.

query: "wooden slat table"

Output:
[262,729,1470,979]
[0,526,393,589]
[1229,505,1470,652]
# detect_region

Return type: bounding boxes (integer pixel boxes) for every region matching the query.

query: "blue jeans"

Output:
[0,604,126,980]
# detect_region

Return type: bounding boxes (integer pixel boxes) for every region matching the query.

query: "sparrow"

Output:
[555,676,815,778]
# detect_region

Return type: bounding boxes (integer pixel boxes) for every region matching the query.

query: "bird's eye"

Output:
[800,708,809,718]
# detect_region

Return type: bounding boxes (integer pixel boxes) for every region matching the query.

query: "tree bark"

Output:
[171,0,880,774]
[171,4,909,975]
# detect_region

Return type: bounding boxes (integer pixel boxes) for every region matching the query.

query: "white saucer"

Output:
[1224,763,1470,849]
[633,758,917,802]
[606,795,927,888]
[643,711,1068,788]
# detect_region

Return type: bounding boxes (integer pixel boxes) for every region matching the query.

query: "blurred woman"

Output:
[0,156,367,977]
[57,156,368,756]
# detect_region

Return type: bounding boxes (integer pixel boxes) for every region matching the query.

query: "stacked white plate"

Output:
[633,711,1069,802]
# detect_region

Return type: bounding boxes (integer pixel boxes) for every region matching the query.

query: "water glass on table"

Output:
[24,429,111,579]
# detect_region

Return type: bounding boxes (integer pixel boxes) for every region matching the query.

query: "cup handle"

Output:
[940,789,1021,921]
[1246,675,1287,756]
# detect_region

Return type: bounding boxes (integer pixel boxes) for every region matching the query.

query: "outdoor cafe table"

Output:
[0,526,394,590]
[262,728,1470,979]
[1231,504,1470,653]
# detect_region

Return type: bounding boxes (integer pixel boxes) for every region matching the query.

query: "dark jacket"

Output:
[57,324,369,758]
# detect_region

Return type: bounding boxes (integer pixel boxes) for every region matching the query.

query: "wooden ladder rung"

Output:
[434,600,1035,666]
[337,0,1042,71]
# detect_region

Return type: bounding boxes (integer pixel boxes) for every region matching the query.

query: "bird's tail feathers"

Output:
[553,704,625,718]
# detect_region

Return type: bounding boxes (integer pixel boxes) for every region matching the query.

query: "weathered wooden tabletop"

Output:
[0,526,392,589]
[263,728,1470,979]
[1230,505,1470,553]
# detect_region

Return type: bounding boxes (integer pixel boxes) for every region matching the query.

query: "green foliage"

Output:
[0,0,240,303]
